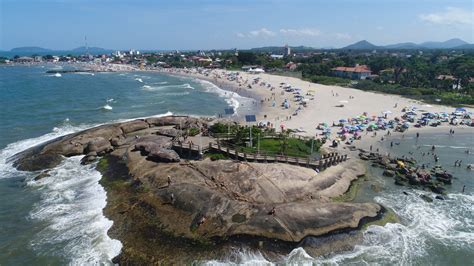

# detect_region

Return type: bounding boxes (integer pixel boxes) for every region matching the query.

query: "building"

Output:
[284,44,291,56]
[15,56,34,63]
[332,64,372,80]
[270,54,284,59]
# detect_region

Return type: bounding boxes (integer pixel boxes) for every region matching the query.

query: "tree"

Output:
[237,52,257,65]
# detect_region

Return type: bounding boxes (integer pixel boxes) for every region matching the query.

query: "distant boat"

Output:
[54,73,62,77]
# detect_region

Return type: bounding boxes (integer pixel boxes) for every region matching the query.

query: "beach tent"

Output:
[455,107,467,113]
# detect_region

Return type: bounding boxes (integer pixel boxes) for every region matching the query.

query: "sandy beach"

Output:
[156,68,473,150]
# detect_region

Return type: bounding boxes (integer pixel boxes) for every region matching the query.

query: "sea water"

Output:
[205,131,473,265]
[1,65,472,265]
[0,65,253,265]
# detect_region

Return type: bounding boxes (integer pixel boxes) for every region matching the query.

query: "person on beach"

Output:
[416,132,420,138]
[432,145,436,151]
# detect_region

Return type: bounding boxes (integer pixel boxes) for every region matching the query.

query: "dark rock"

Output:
[13,153,63,171]
[420,194,433,203]
[85,137,113,155]
[148,148,180,163]
[81,155,97,165]
[86,151,97,157]
[435,195,445,200]
[120,120,149,134]
[110,137,126,147]
[429,185,445,194]
[155,128,182,138]
[383,170,395,177]
[34,171,50,181]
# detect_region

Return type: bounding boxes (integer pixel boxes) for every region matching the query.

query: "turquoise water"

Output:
[206,131,474,265]
[0,65,472,265]
[0,65,252,265]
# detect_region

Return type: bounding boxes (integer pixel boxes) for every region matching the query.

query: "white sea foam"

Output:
[194,79,252,115]
[203,249,271,265]
[143,83,195,91]
[164,91,190,96]
[134,78,143,83]
[48,73,62,77]
[0,113,172,263]
[75,72,95,76]
[102,104,113,110]
[28,157,122,264]
[204,189,473,265]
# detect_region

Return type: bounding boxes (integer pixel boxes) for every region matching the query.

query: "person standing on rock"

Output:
[268,207,276,216]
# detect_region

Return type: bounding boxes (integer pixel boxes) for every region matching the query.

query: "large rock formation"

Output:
[10,115,382,264]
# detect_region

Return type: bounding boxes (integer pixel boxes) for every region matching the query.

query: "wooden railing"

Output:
[171,140,347,170]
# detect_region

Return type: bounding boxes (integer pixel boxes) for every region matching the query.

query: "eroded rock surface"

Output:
[11,115,382,264]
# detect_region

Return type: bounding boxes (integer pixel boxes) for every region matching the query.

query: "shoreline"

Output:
[150,67,474,152]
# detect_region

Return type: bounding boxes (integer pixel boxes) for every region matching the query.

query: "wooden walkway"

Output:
[172,141,348,170]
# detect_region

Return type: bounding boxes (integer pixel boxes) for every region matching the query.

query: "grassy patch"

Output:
[242,138,320,157]
[97,156,132,190]
[362,207,400,230]
[205,152,229,161]
[187,127,200,136]
[332,175,366,202]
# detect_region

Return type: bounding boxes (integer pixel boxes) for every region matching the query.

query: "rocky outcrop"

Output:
[120,120,149,134]
[11,115,383,264]
[155,128,182,138]
[359,151,452,194]
[10,116,199,171]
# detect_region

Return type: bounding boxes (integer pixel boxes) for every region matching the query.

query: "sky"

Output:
[0,0,473,50]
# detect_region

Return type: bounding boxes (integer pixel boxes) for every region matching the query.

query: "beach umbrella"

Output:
[455,107,466,112]
[383,110,392,114]
[339,119,348,123]
[339,100,349,103]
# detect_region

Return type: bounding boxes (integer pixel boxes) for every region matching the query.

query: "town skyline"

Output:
[1,0,473,51]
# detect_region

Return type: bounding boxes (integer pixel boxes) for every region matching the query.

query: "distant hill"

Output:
[419,38,468,49]
[341,38,472,50]
[10,46,52,53]
[453,43,474,49]
[72,46,112,53]
[384,42,421,49]
[342,40,379,50]
[250,45,317,53]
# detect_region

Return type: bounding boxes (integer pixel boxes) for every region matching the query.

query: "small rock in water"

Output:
[34,171,50,181]
[420,194,433,203]
[435,195,445,200]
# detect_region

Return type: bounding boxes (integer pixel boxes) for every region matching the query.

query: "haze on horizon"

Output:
[0,0,473,51]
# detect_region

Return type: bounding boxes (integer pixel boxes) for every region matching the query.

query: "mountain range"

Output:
[342,38,472,50]
[7,46,112,53]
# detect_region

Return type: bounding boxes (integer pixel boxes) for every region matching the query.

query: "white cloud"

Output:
[419,7,473,26]
[236,32,246,38]
[249,28,276,37]
[279,28,321,37]
[334,33,351,40]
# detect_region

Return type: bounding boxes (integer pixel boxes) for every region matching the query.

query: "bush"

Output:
[188,127,200,136]
[207,153,228,161]
[308,75,351,86]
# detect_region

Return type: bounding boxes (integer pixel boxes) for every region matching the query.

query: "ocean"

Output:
[0,65,253,265]
[0,65,472,265]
